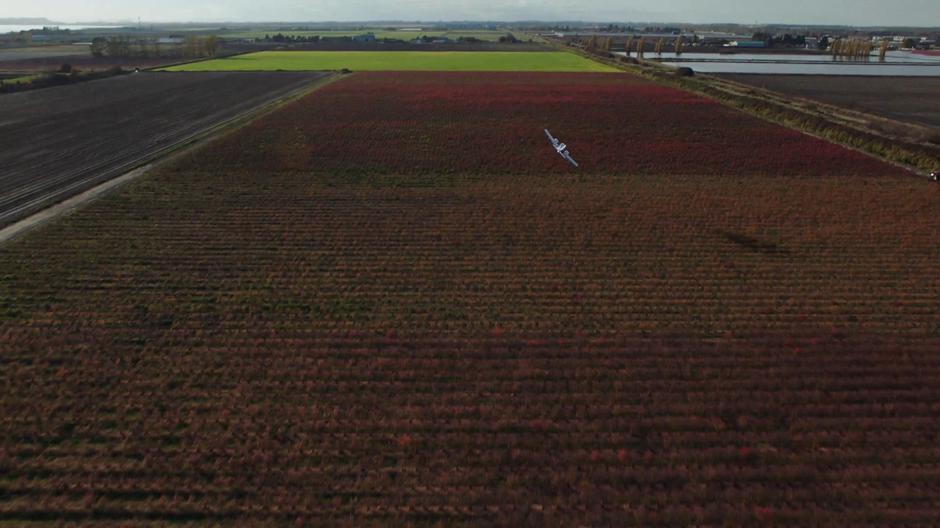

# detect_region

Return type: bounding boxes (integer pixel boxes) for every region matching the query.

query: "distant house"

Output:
[157,37,184,45]
[699,36,731,46]
[352,33,376,43]
[412,35,450,45]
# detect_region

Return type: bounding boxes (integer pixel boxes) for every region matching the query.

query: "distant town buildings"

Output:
[352,33,376,43]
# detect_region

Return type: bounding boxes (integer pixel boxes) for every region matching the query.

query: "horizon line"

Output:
[10,18,940,30]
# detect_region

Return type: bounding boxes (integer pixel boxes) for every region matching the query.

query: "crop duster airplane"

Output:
[544,129,579,167]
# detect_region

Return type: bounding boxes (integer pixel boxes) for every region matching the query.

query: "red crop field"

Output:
[1,72,939,526]
[180,72,896,178]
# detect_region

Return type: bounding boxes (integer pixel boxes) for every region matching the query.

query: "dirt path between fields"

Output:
[0,71,342,244]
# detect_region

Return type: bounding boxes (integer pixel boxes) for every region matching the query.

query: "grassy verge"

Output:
[0,68,128,94]
[0,74,43,86]
[562,42,940,175]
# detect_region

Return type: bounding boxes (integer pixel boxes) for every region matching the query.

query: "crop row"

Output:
[168,72,901,178]
[2,332,940,525]
[0,72,937,524]
[3,171,936,338]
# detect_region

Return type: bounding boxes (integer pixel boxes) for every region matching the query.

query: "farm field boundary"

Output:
[565,45,940,175]
[0,71,340,243]
[703,74,940,173]
[0,71,335,230]
[161,50,621,72]
[0,163,152,245]
[221,29,520,42]
[284,41,551,52]
[715,73,940,130]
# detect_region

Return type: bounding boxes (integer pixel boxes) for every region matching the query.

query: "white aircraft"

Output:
[544,129,579,167]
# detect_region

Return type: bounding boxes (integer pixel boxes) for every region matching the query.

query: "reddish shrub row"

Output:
[182,72,899,177]
[0,72,935,525]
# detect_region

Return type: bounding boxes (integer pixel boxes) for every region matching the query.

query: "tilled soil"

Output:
[0,71,329,226]
[718,73,940,129]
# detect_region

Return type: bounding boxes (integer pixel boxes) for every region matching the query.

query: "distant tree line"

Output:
[607,24,683,34]
[264,33,322,43]
[750,33,807,47]
[90,36,221,59]
[576,35,685,57]
[261,33,526,45]
[263,34,408,44]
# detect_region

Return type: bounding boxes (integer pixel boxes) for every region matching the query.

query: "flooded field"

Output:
[619,51,940,76]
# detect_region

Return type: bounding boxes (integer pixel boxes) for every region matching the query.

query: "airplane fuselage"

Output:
[544,129,579,168]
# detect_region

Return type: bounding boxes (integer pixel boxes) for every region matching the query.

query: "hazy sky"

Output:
[9,0,940,26]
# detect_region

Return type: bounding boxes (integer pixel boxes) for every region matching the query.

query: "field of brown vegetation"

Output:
[1,71,938,525]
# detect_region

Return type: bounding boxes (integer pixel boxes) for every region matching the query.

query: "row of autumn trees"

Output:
[90,36,221,59]
[830,38,898,61]
[580,36,686,57]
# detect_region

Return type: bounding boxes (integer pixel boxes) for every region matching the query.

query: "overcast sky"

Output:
[9,0,940,26]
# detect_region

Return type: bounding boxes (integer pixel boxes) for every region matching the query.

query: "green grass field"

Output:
[163,51,619,73]
[220,30,512,42]
[0,74,43,86]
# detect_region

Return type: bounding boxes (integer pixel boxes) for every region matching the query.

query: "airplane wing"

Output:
[561,151,579,167]
[544,129,556,144]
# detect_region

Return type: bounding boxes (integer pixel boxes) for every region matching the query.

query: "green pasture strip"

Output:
[221,30,509,41]
[0,74,43,86]
[162,51,620,73]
